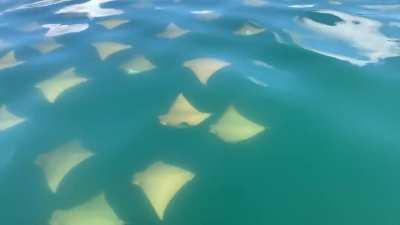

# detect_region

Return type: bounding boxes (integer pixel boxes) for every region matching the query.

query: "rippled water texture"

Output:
[1,0,400,225]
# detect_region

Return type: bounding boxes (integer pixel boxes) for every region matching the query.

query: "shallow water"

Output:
[1,0,400,224]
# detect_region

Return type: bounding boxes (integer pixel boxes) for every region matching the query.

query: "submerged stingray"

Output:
[120,55,156,75]
[132,161,195,220]
[0,51,24,71]
[158,93,211,127]
[35,67,88,103]
[33,39,62,54]
[49,193,124,225]
[157,23,189,39]
[210,106,266,143]
[35,141,94,193]
[92,42,131,61]
[0,105,26,131]
[97,19,129,29]
[183,58,230,85]
[242,0,267,7]
[234,23,265,36]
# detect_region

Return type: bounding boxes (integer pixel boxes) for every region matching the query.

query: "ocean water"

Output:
[0,0,400,225]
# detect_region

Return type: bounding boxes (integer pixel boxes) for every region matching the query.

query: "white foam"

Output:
[56,0,123,19]
[292,10,400,66]
[190,10,220,21]
[288,4,315,9]
[247,76,268,87]
[2,0,73,14]
[42,23,89,37]
[361,4,400,11]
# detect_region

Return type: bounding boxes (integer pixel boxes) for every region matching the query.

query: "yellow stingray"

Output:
[132,161,195,220]
[210,106,266,143]
[33,39,63,54]
[0,51,24,71]
[242,0,267,7]
[120,55,156,75]
[0,105,26,131]
[49,193,124,225]
[35,141,94,193]
[234,23,265,36]
[157,23,189,39]
[183,57,230,85]
[35,67,88,103]
[92,41,132,61]
[97,19,129,29]
[158,93,211,127]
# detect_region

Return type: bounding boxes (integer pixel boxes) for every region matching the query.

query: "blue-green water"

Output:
[1,0,400,225]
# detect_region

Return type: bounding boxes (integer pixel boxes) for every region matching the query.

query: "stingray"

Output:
[49,193,124,225]
[132,161,195,220]
[0,105,26,131]
[190,10,220,21]
[35,141,94,193]
[92,41,131,61]
[234,23,265,36]
[0,51,24,71]
[210,106,266,143]
[33,39,62,54]
[242,0,268,7]
[97,19,129,29]
[183,57,230,85]
[157,23,189,39]
[158,93,211,127]
[120,55,156,75]
[35,67,88,103]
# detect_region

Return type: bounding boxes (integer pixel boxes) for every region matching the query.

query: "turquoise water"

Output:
[1,0,400,224]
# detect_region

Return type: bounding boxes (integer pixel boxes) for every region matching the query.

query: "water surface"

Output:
[1,0,400,225]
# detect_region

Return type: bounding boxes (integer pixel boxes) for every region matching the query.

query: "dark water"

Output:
[1,0,400,225]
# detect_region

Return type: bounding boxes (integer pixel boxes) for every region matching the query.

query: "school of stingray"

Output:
[1,0,400,224]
